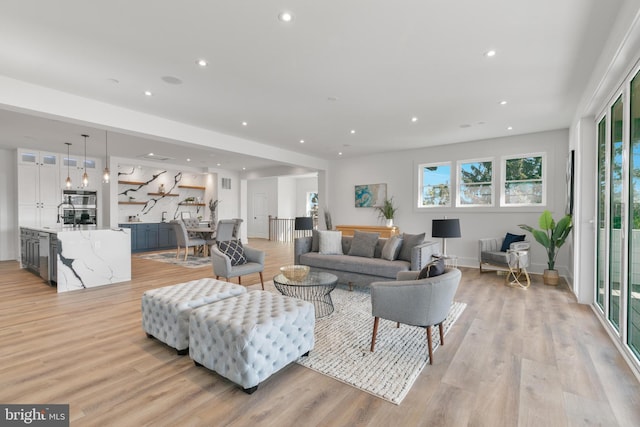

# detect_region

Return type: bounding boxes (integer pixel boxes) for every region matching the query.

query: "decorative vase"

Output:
[386,218,393,227]
[543,269,559,286]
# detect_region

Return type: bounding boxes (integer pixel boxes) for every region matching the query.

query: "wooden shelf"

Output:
[119,201,147,205]
[178,202,205,206]
[147,192,178,196]
[118,180,146,185]
[178,185,206,190]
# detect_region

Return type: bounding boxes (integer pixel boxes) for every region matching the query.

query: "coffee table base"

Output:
[273,272,338,318]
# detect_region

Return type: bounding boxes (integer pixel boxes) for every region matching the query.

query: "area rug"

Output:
[295,286,466,405]
[136,251,210,268]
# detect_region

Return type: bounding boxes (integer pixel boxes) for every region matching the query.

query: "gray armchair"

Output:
[171,220,206,261]
[211,243,265,289]
[478,237,530,273]
[370,268,461,364]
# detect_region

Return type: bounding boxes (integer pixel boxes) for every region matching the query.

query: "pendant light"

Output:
[81,134,89,187]
[64,142,72,188]
[103,130,110,183]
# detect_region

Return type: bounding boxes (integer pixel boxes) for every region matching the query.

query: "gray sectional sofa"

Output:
[294,233,440,288]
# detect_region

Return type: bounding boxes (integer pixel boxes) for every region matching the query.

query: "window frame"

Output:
[417,161,452,208]
[500,152,547,207]
[456,157,495,207]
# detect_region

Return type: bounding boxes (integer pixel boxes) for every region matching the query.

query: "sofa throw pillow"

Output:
[417,256,445,279]
[218,240,247,266]
[348,230,380,258]
[318,230,343,255]
[311,229,320,252]
[398,232,426,262]
[381,235,404,261]
[500,232,526,252]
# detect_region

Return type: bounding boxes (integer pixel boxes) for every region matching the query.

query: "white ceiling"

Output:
[0,0,624,171]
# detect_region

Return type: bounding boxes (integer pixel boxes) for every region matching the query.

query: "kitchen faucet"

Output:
[57,198,77,227]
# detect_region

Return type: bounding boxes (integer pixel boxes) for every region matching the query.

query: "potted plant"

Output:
[376,197,398,227]
[519,210,573,285]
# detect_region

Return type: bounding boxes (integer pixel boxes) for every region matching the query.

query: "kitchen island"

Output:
[20,225,131,293]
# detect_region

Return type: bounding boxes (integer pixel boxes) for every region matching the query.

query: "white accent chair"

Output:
[478,237,530,273]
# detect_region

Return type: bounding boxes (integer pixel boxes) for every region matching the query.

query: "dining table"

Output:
[186,227,216,256]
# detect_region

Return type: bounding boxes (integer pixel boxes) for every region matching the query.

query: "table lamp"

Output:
[295,217,314,237]
[432,218,461,256]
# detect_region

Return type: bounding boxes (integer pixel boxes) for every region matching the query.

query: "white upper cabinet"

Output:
[17,149,62,227]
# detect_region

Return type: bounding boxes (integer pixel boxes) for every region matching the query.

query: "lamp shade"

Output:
[432,218,461,238]
[295,217,314,231]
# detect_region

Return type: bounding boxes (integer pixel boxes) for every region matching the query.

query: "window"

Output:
[418,162,451,207]
[501,153,545,206]
[457,159,494,207]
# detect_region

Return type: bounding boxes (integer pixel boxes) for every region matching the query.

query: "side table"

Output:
[506,249,530,289]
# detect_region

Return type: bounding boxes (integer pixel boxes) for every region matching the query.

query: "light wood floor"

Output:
[1,239,640,426]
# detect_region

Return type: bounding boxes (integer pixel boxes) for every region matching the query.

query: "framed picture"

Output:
[355,183,387,207]
[565,150,575,215]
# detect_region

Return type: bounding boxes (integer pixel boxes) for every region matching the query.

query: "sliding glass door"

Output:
[610,96,624,330]
[596,66,640,366]
[629,73,640,357]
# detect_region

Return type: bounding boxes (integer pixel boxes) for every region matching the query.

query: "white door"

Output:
[251,193,269,238]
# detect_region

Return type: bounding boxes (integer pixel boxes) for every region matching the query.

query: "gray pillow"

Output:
[319,230,343,255]
[311,229,320,252]
[348,230,379,258]
[398,232,425,262]
[381,235,403,261]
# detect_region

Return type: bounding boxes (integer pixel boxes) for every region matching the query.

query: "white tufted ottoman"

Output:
[189,290,315,393]
[141,278,246,354]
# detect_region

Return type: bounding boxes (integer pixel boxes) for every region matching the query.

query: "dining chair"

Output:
[170,220,206,261]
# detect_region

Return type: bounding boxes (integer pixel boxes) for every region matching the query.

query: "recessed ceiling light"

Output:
[242,121,248,126]
[242,167,246,170]
[144,90,153,96]
[148,153,154,156]
[196,59,208,67]
[216,163,221,166]
[299,139,305,144]
[485,50,497,57]
[499,100,507,105]
[338,152,343,156]
[507,126,513,130]
[278,11,293,22]
[350,129,356,134]
[186,158,191,162]
[411,116,418,123]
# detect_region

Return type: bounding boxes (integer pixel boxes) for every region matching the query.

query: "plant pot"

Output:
[386,219,393,227]
[543,269,559,286]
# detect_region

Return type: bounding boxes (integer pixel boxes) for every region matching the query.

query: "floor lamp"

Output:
[432,218,461,257]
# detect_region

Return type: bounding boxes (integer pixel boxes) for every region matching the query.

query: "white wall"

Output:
[327,129,570,274]
[277,176,297,218]
[0,148,17,261]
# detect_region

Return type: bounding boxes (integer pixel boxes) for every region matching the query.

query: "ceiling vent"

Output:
[137,154,174,161]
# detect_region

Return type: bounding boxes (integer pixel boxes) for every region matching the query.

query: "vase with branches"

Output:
[209,199,220,229]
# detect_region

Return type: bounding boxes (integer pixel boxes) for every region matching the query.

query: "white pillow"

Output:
[319,230,343,255]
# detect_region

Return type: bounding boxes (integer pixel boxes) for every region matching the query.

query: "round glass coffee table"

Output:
[273,271,338,318]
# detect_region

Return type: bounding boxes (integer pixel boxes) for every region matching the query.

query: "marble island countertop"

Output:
[22,225,122,234]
